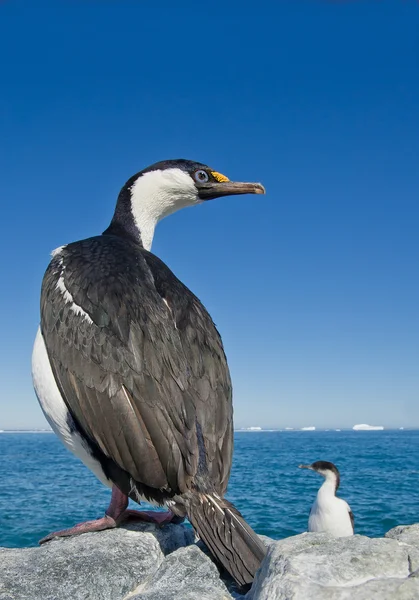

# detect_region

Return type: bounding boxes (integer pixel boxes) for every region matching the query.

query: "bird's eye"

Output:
[194,170,209,183]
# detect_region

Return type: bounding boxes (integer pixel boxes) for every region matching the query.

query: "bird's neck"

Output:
[317,475,338,501]
[102,186,161,251]
[103,171,198,251]
[129,173,198,250]
[102,178,146,247]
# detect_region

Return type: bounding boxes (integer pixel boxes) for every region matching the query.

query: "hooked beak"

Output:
[298,464,313,470]
[198,181,266,201]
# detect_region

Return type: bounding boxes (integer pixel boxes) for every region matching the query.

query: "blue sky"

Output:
[0,0,418,429]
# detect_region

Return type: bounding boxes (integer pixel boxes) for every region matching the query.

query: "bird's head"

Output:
[107,159,265,249]
[298,461,341,491]
[129,158,266,204]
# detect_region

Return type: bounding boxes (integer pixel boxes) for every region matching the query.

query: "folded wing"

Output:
[41,236,233,496]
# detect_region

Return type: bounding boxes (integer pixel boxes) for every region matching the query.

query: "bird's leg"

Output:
[39,485,129,544]
[102,487,183,526]
[39,486,184,544]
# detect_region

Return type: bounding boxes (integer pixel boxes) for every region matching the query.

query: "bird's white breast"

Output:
[308,493,353,537]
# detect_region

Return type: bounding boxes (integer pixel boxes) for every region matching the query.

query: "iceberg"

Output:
[301,426,316,431]
[353,423,384,431]
[236,426,263,432]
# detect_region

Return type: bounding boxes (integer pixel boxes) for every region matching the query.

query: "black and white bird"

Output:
[32,159,266,587]
[299,461,354,536]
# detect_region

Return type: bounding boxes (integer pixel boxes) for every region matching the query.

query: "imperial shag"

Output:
[299,461,354,536]
[32,159,266,587]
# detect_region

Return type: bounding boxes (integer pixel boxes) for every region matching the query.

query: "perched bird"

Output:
[32,159,267,587]
[298,461,354,536]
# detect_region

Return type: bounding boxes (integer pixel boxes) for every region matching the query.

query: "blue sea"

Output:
[1,430,418,548]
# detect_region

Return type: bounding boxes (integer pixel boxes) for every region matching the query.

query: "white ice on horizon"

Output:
[353,423,384,431]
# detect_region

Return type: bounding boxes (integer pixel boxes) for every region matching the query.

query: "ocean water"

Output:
[0,430,418,548]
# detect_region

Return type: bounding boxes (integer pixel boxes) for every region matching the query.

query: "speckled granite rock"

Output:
[247,526,419,600]
[124,520,195,555]
[129,545,233,600]
[2,522,419,600]
[386,523,419,546]
[0,522,194,600]
[0,529,160,600]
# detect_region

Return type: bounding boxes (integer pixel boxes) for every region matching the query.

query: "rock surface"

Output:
[1,521,419,599]
[248,524,419,600]
[0,522,197,600]
[129,545,232,600]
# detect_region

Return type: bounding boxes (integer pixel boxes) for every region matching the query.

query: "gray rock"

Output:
[270,577,419,600]
[385,524,419,573]
[259,534,276,549]
[0,523,191,600]
[2,521,419,600]
[122,521,195,555]
[386,523,419,546]
[248,531,419,600]
[129,545,233,600]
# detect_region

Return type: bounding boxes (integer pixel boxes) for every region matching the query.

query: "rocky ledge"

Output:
[1,522,418,600]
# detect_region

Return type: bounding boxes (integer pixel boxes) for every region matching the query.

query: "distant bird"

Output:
[32,159,266,587]
[299,461,354,536]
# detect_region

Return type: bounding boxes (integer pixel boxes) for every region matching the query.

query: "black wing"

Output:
[41,235,233,496]
[349,509,355,532]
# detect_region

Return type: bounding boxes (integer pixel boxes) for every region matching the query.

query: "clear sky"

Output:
[0,0,418,430]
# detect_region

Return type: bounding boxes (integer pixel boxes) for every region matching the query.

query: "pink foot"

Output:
[39,485,127,545]
[38,486,185,545]
[39,514,117,544]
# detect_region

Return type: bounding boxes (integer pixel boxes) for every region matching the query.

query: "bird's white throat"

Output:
[317,472,338,498]
[129,168,199,250]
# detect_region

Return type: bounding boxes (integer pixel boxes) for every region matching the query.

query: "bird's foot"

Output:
[38,485,186,544]
[121,509,185,526]
[39,514,117,544]
[39,484,128,545]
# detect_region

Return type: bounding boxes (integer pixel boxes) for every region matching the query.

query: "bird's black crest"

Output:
[311,460,341,492]
[121,159,212,192]
[140,158,210,175]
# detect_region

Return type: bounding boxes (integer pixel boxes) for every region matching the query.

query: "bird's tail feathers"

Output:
[186,491,266,588]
